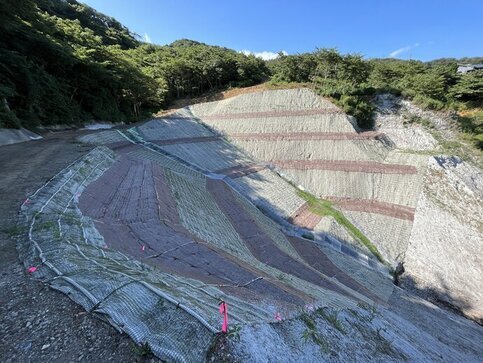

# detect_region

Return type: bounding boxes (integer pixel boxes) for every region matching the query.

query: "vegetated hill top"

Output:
[0,0,269,129]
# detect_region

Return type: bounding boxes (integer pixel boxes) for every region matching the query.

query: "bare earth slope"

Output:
[5,88,483,362]
[373,93,483,321]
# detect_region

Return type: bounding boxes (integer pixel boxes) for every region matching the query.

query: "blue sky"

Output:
[81,0,483,61]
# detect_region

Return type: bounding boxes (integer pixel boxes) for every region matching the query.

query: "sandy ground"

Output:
[0,132,159,362]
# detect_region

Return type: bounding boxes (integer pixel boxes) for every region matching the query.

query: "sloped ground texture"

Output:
[18,120,395,361]
[0,135,160,362]
[218,288,483,362]
[373,93,483,321]
[190,87,483,323]
[190,88,428,265]
[403,157,483,321]
[15,88,482,361]
[0,127,42,146]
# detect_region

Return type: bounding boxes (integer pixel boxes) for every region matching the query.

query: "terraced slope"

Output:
[18,115,397,361]
[189,88,428,264]
[16,90,482,361]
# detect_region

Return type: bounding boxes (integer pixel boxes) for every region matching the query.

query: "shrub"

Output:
[338,95,375,129]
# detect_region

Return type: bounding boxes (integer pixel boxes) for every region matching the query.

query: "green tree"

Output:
[450,70,483,102]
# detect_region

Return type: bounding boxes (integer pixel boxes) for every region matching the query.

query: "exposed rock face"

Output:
[373,93,483,321]
[217,288,483,362]
[404,156,483,321]
[373,93,438,151]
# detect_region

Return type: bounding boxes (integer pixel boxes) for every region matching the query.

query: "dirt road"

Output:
[0,132,158,362]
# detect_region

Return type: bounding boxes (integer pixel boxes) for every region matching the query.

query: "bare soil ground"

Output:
[271,159,418,174]
[0,132,159,362]
[229,131,383,141]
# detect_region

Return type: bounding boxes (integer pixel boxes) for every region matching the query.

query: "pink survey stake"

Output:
[219,301,228,333]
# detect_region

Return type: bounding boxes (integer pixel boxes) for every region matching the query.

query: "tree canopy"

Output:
[1,0,480,148]
[268,50,482,138]
[0,0,269,128]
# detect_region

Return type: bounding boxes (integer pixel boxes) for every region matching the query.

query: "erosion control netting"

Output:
[114,117,387,271]
[17,148,216,362]
[189,88,429,265]
[19,123,393,361]
[76,148,384,310]
[75,112,368,261]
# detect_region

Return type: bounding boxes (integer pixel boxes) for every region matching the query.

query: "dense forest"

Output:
[0,0,481,148]
[0,0,268,128]
[268,51,482,138]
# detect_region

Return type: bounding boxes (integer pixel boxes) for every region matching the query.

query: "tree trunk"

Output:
[2,97,11,111]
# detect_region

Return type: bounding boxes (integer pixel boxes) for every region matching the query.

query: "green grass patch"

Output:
[300,312,331,354]
[2,225,26,237]
[296,189,385,263]
[316,307,346,334]
[132,342,153,358]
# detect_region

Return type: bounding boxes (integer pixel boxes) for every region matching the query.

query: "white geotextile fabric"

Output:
[232,139,383,162]
[190,88,339,116]
[161,141,252,172]
[137,118,213,141]
[195,114,355,134]
[78,130,126,144]
[0,127,42,146]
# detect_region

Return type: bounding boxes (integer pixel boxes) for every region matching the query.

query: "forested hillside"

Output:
[268,50,482,147]
[0,0,268,128]
[1,0,481,148]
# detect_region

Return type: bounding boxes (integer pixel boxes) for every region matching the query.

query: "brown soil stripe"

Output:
[215,163,266,179]
[79,155,304,307]
[327,197,416,221]
[271,160,418,174]
[289,202,322,230]
[229,131,383,141]
[286,236,384,304]
[202,108,342,120]
[207,178,362,302]
[107,141,142,154]
[152,135,220,146]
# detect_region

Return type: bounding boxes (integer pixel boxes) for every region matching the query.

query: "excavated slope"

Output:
[20,114,394,361]
[189,87,483,321]
[373,93,483,321]
[190,88,428,264]
[16,89,483,361]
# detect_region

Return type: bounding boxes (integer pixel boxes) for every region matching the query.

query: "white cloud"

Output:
[143,33,152,44]
[388,43,420,58]
[240,50,288,60]
[389,46,411,58]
